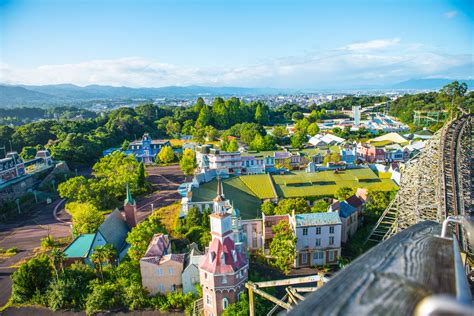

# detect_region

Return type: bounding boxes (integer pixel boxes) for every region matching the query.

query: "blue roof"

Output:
[339,201,357,218]
[63,234,95,258]
[295,212,341,227]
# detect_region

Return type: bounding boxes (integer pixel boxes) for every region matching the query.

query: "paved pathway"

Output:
[0,164,184,308]
[0,199,71,307]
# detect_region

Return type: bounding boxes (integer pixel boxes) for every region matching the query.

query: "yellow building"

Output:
[140,234,184,294]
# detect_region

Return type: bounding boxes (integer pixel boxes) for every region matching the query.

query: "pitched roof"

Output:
[295,212,341,227]
[339,201,358,218]
[346,195,363,208]
[98,209,130,252]
[143,234,170,258]
[199,237,247,274]
[369,132,407,145]
[63,234,95,258]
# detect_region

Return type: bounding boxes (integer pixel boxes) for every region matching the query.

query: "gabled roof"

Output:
[63,234,95,258]
[295,212,341,227]
[98,209,130,252]
[346,195,363,208]
[339,201,358,218]
[143,234,170,258]
[185,246,204,269]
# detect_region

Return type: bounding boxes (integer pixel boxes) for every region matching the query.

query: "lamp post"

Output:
[151,203,154,216]
[15,198,21,214]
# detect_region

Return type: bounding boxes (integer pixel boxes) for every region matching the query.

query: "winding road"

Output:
[0,164,184,308]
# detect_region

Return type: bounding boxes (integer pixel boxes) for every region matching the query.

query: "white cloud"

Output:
[341,38,401,52]
[0,40,472,89]
[444,10,458,18]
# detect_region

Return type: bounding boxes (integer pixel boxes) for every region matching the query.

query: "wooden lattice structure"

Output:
[367,114,473,244]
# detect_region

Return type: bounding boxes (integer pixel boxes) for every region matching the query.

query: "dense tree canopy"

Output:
[269,221,296,275]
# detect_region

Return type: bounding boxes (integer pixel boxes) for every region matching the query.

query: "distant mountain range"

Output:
[0,84,286,107]
[391,78,474,90]
[0,78,472,107]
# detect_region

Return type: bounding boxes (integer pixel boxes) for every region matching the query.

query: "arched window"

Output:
[222,298,229,310]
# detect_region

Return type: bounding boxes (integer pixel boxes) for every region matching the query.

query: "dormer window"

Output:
[210,251,216,262]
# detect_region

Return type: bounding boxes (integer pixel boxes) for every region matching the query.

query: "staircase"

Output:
[365,194,399,244]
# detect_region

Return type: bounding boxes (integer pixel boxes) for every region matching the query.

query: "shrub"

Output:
[11,255,53,303]
[85,281,123,315]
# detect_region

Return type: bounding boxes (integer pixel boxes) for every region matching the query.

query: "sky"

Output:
[0,0,473,89]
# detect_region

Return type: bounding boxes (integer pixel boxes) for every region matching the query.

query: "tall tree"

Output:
[334,187,356,201]
[68,202,104,235]
[137,162,146,189]
[196,105,212,128]
[269,221,296,275]
[255,102,269,125]
[157,146,175,163]
[290,131,307,149]
[274,198,311,214]
[179,148,197,178]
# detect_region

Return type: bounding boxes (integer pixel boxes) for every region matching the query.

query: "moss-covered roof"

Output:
[191,168,398,219]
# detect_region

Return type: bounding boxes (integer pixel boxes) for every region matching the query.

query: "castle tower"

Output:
[124,183,137,228]
[199,180,248,316]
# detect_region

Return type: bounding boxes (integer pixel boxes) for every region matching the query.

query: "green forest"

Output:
[0,81,471,169]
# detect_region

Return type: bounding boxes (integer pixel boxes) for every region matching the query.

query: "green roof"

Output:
[240,174,277,199]
[98,209,130,252]
[191,168,398,219]
[191,177,262,220]
[63,234,95,258]
[273,169,397,198]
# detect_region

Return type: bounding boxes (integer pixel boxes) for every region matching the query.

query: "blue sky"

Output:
[0,0,472,88]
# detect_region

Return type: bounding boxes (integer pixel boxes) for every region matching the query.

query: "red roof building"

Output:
[199,177,248,316]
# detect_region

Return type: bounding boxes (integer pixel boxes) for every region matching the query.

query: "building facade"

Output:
[140,234,185,294]
[182,244,204,294]
[125,133,172,164]
[241,219,264,252]
[290,211,342,267]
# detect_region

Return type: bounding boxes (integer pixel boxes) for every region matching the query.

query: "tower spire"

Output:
[124,183,137,228]
[213,176,224,202]
[125,182,135,205]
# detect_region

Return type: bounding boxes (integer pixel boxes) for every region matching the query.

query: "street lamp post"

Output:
[15,198,21,214]
[151,203,154,216]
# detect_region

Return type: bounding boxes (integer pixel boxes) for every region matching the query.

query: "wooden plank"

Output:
[289,221,456,316]
[253,275,320,288]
